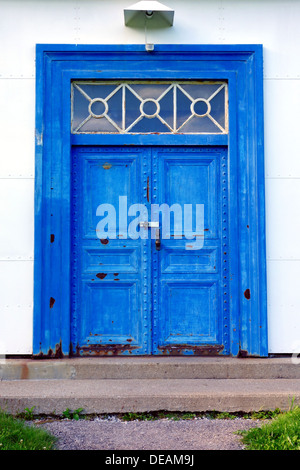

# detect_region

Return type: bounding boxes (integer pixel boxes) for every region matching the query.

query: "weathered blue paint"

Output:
[33,44,267,357]
[71,147,152,355]
[152,147,230,355]
[71,146,230,355]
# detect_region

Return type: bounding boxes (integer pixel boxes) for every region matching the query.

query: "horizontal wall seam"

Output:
[264,77,300,80]
[267,259,300,262]
[266,177,300,179]
[0,77,35,79]
[0,259,33,262]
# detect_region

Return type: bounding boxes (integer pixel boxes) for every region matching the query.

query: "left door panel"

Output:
[71,147,151,355]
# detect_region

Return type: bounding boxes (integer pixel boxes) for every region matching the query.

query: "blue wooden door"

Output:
[71,146,229,355]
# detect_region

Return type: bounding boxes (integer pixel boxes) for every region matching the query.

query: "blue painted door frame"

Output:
[33,45,267,357]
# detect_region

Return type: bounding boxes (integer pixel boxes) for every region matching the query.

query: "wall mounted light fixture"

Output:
[124,1,174,51]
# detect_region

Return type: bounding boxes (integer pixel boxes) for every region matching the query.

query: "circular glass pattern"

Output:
[191,98,211,118]
[72,81,227,134]
[89,98,108,118]
[140,99,160,118]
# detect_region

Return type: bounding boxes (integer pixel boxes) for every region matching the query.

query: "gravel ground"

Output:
[33,416,261,450]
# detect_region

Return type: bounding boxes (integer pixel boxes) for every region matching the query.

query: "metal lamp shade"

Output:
[124,1,174,26]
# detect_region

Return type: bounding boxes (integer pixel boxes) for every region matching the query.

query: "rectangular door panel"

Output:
[161,281,219,343]
[82,246,139,273]
[161,154,219,239]
[81,153,139,239]
[80,281,140,353]
[161,245,219,274]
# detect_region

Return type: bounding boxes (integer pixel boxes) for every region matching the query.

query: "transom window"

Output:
[71,81,228,135]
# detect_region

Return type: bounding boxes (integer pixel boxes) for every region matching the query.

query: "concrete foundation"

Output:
[1,358,299,415]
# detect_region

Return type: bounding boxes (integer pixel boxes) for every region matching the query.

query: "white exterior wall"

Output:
[0,0,299,354]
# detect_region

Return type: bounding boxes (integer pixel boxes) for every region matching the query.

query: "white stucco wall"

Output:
[0,0,299,354]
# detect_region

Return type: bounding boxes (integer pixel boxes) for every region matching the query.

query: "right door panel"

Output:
[152,147,229,355]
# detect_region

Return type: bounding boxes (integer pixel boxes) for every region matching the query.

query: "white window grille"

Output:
[71,81,228,134]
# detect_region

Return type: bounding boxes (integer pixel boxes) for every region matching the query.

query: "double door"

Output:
[71,146,229,355]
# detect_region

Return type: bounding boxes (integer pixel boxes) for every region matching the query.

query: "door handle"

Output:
[139,221,161,250]
[155,228,161,251]
[139,221,159,229]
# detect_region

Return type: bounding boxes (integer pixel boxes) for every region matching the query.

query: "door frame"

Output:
[33,44,267,357]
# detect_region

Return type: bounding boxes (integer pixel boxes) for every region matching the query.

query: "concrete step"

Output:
[1,378,300,415]
[1,357,299,380]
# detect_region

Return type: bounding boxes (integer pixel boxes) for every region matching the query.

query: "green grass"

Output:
[0,411,57,450]
[118,410,282,422]
[62,407,84,420]
[241,409,282,420]
[119,411,202,421]
[239,406,300,450]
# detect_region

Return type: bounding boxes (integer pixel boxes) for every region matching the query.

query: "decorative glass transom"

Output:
[71,81,228,135]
